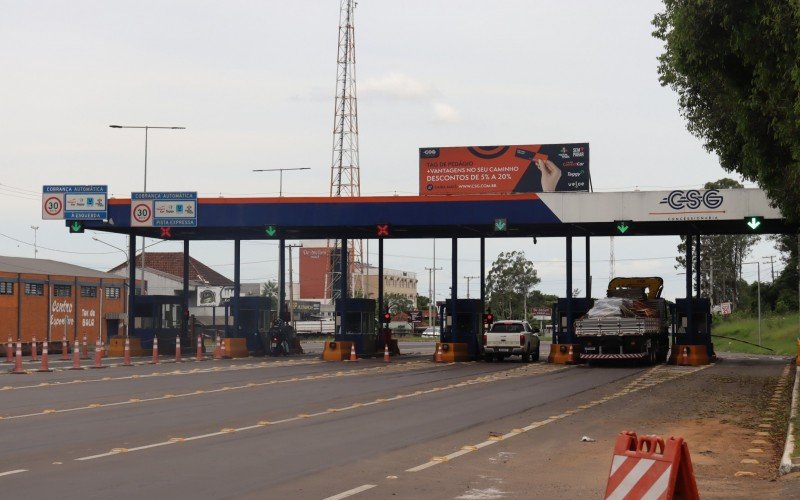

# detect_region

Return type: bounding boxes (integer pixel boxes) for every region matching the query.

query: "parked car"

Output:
[421,326,440,337]
[482,320,540,362]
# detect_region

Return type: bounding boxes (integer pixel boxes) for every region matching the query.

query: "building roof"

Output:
[0,256,125,280]
[109,252,233,286]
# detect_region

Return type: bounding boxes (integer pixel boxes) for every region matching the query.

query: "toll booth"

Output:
[322,298,378,360]
[233,296,272,354]
[131,295,187,353]
[548,297,594,364]
[438,298,483,361]
[670,298,714,363]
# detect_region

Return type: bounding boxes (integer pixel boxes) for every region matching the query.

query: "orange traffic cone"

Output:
[30,336,38,362]
[196,335,203,361]
[69,339,83,370]
[38,340,54,372]
[5,336,12,363]
[10,341,25,374]
[60,334,69,361]
[384,343,391,362]
[151,336,159,364]
[91,338,106,369]
[175,336,182,363]
[435,344,443,363]
[349,343,358,362]
[220,337,227,359]
[568,344,574,362]
[81,334,89,359]
[213,335,221,360]
[123,336,132,366]
[681,346,689,366]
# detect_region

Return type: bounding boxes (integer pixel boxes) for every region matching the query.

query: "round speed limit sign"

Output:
[42,195,64,219]
[132,202,153,226]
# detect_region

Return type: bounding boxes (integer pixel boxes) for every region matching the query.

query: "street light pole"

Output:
[252,168,311,197]
[30,226,39,258]
[463,275,478,299]
[110,125,185,295]
[93,236,131,336]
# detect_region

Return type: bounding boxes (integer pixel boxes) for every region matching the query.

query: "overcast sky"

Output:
[0,1,781,302]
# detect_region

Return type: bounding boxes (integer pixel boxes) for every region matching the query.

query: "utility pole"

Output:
[286,243,302,327]
[425,266,442,327]
[463,276,478,299]
[763,255,776,283]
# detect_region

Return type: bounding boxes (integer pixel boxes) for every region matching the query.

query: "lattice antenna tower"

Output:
[326,0,364,302]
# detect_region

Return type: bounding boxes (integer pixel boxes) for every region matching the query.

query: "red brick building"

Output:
[0,256,127,345]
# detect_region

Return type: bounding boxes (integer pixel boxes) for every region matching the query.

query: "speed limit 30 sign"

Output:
[42,185,107,220]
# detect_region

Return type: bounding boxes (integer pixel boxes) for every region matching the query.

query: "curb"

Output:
[779,363,799,475]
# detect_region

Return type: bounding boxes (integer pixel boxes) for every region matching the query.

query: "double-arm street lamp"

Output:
[252,167,311,197]
[110,125,186,294]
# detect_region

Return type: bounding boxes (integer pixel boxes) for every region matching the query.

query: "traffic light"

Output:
[382,310,391,325]
[744,216,763,231]
[483,309,494,326]
[67,220,84,233]
[614,220,632,235]
[376,224,390,237]
[265,225,278,237]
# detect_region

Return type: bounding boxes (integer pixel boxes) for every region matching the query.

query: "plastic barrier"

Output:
[123,337,132,366]
[383,343,390,362]
[175,336,182,363]
[151,336,159,364]
[604,431,699,500]
[30,337,38,362]
[61,335,70,361]
[90,338,106,369]
[81,334,89,359]
[349,343,358,362]
[37,340,53,372]
[5,336,12,363]
[10,341,25,374]
[196,335,203,361]
[69,339,83,370]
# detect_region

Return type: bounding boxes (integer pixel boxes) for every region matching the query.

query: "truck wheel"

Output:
[532,347,540,362]
[484,353,493,362]
[521,351,531,363]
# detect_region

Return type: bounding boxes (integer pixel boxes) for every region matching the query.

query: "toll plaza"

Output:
[49,187,796,365]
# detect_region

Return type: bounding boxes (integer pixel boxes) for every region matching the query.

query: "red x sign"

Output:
[376,224,389,237]
[160,227,172,238]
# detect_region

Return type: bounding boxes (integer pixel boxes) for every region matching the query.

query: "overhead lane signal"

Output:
[265,225,278,237]
[376,224,390,237]
[67,220,84,233]
[615,220,632,235]
[744,216,763,231]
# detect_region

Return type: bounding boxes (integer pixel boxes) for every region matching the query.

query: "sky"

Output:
[0,0,784,303]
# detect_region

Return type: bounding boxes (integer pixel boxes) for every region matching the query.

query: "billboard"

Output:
[419,144,589,195]
[196,286,234,307]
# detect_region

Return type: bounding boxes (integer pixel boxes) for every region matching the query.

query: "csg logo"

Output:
[420,148,440,159]
[660,189,724,210]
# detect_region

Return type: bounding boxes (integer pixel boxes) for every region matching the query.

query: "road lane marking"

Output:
[0,469,27,477]
[1,361,436,421]
[74,363,571,462]
[404,364,711,473]
[323,484,376,500]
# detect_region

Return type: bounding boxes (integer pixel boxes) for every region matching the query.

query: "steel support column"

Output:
[182,240,189,339]
[695,235,701,296]
[378,238,384,312]
[234,239,241,337]
[128,236,136,338]
[685,234,694,343]
[480,238,485,309]
[585,236,591,298]
[451,238,458,336]
[279,239,286,321]
[339,238,348,335]
[565,236,573,343]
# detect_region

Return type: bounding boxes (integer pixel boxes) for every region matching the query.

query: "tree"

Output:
[384,293,414,316]
[653,2,800,222]
[261,280,279,311]
[486,251,541,319]
[675,179,758,308]
[416,294,431,310]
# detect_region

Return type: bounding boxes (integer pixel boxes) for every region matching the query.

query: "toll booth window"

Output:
[105,287,121,299]
[25,283,44,296]
[54,285,71,297]
[80,286,97,298]
[161,304,178,329]
[456,313,477,332]
[0,282,14,295]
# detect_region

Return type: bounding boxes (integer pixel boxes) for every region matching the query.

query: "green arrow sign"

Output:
[69,220,84,233]
[617,222,629,234]
[494,218,507,232]
[265,225,277,237]
[745,216,762,230]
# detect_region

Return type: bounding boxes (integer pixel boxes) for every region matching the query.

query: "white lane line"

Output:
[0,469,27,477]
[323,484,376,500]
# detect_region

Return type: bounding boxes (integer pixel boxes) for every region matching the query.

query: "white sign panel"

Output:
[131,192,197,227]
[197,286,234,307]
[42,185,108,220]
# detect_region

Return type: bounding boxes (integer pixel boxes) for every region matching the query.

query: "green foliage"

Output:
[384,292,414,315]
[713,312,799,355]
[486,251,541,319]
[653,2,800,222]
[416,294,431,310]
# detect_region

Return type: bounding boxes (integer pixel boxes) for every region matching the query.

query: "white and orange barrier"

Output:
[604,431,698,500]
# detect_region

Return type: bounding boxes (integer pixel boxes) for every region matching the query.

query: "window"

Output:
[105,287,121,299]
[80,286,97,298]
[25,283,44,296]
[54,285,71,297]
[0,282,13,295]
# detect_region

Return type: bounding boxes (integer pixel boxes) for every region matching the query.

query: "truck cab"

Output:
[482,320,540,362]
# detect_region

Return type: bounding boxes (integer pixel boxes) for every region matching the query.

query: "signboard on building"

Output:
[42,185,108,220]
[419,144,590,195]
[531,307,552,320]
[131,192,197,227]
[197,286,234,307]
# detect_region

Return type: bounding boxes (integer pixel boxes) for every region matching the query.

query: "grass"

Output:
[713,312,800,355]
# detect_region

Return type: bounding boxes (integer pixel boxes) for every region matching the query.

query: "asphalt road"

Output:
[0,344,794,499]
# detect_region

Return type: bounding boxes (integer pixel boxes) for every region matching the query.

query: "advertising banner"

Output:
[419,144,589,195]
[196,286,234,307]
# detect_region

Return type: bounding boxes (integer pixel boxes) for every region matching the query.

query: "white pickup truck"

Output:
[482,320,540,362]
